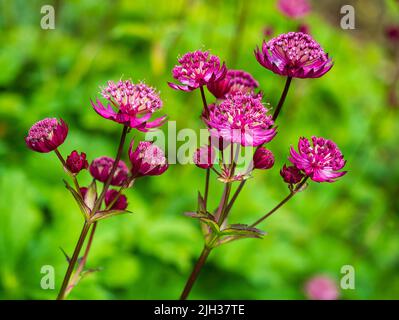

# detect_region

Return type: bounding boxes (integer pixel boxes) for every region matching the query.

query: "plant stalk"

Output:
[180,246,212,300]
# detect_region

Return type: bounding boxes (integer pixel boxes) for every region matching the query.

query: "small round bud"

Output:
[280,164,304,184]
[105,189,128,210]
[66,150,88,174]
[253,147,274,170]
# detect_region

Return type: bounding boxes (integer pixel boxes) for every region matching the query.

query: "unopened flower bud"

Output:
[89,156,129,186]
[66,150,88,174]
[253,147,274,170]
[105,189,128,210]
[280,164,304,184]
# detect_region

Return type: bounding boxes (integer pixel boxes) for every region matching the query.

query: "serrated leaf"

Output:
[63,179,90,220]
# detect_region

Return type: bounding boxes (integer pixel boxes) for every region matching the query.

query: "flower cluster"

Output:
[204,92,276,147]
[287,136,347,183]
[25,77,168,300]
[255,32,333,78]
[25,118,68,153]
[168,50,227,91]
[92,80,165,131]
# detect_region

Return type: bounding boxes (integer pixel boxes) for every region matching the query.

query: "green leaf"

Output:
[85,179,97,211]
[63,179,90,220]
[91,209,132,222]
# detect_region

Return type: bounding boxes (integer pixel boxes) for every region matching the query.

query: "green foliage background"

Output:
[0,0,398,299]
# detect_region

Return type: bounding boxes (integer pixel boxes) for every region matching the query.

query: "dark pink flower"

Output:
[89,156,129,186]
[168,50,227,92]
[193,145,216,169]
[385,25,399,43]
[278,0,311,19]
[204,92,276,147]
[255,32,333,78]
[207,69,259,99]
[25,118,68,153]
[105,189,128,210]
[91,80,165,131]
[129,141,168,177]
[66,150,88,174]
[298,23,310,34]
[305,275,339,300]
[253,147,275,170]
[289,136,347,183]
[280,164,304,184]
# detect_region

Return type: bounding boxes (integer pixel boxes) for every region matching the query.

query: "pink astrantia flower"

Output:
[25,118,68,153]
[89,156,129,186]
[204,92,276,147]
[168,50,227,92]
[255,32,333,78]
[278,0,311,19]
[253,147,275,170]
[105,189,128,210]
[129,141,168,177]
[305,275,339,300]
[66,150,89,174]
[289,136,347,183]
[280,164,304,184]
[193,145,216,169]
[207,69,259,99]
[91,80,165,131]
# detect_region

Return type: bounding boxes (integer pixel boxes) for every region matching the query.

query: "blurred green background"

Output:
[1,0,399,299]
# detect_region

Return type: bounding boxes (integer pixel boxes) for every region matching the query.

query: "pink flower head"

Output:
[305,275,339,300]
[168,50,227,92]
[280,164,304,184]
[66,150,88,174]
[207,69,259,99]
[278,0,311,19]
[89,156,129,186]
[289,136,347,183]
[25,118,68,153]
[253,147,275,170]
[193,145,216,169]
[204,92,276,147]
[129,141,168,177]
[91,80,165,131]
[105,189,128,210]
[255,32,333,79]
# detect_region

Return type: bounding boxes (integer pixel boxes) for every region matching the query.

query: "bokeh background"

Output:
[1,0,399,299]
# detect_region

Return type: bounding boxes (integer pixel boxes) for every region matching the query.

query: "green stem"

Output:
[250,177,309,228]
[180,246,212,300]
[204,169,210,209]
[57,222,91,300]
[64,222,98,298]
